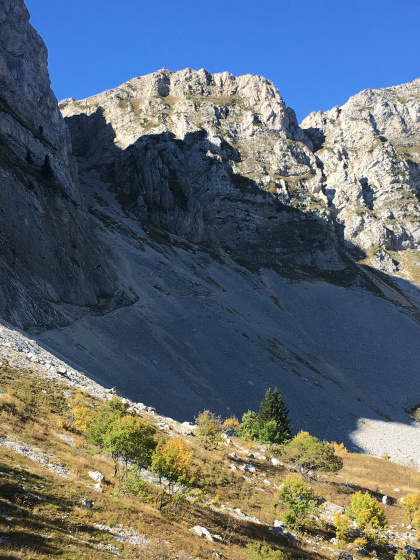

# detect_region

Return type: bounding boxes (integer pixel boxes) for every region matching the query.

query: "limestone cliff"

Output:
[302,80,420,273]
[0,0,115,329]
[61,69,344,273]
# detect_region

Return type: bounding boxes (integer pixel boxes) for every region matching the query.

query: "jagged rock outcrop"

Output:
[61,69,344,272]
[0,0,115,329]
[302,80,420,267]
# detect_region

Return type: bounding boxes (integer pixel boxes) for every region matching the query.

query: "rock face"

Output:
[302,80,420,264]
[61,69,344,273]
[0,0,114,328]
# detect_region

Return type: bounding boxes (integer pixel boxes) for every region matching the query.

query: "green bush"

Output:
[278,474,316,530]
[348,491,387,544]
[246,543,288,560]
[282,431,343,473]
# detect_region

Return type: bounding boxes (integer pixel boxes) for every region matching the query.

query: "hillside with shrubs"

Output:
[1,360,420,560]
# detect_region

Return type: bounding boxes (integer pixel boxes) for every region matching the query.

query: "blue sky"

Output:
[26,0,420,122]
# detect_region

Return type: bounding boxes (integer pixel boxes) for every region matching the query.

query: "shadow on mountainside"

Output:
[65,107,360,279]
[29,107,420,461]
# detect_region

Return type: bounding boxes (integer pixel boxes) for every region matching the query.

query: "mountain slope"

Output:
[0,1,419,467]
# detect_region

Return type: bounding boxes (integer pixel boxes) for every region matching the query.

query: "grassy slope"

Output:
[1,364,419,560]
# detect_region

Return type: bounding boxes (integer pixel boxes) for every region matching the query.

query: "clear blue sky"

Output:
[25,0,420,122]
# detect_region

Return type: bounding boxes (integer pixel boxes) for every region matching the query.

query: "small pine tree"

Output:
[257,387,291,445]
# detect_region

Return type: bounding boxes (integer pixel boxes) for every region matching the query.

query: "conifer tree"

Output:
[257,387,291,444]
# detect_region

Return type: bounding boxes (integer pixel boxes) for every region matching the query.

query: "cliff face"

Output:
[0,0,115,329]
[302,80,420,271]
[61,69,344,273]
[61,69,420,279]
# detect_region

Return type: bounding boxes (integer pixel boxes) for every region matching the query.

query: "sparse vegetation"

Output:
[246,542,288,560]
[1,362,420,559]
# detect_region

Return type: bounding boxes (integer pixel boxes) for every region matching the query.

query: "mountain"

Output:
[0,0,116,329]
[1,0,420,466]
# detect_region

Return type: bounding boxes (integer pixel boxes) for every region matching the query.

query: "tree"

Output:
[86,396,127,448]
[348,491,387,544]
[278,474,316,530]
[72,396,157,478]
[283,431,343,473]
[257,388,291,444]
[196,410,223,449]
[150,438,194,509]
[236,388,291,445]
[102,415,156,477]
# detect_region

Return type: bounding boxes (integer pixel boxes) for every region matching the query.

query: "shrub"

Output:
[121,466,148,499]
[196,410,223,449]
[246,542,288,560]
[394,550,416,560]
[400,493,420,524]
[278,474,316,530]
[222,416,240,434]
[348,491,387,544]
[151,438,194,509]
[282,431,343,473]
[333,512,351,542]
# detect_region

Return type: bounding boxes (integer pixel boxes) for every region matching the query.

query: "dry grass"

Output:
[1,364,420,559]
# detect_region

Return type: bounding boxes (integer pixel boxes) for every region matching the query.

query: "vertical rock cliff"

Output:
[0,0,114,329]
[302,81,420,273]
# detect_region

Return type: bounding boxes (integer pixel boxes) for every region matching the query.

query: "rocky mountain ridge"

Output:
[61,68,343,274]
[302,80,420,265]
[1,0,420,471]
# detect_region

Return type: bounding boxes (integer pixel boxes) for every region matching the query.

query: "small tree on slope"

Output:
[257,387,291,445]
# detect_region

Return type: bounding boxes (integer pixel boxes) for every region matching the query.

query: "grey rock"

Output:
[0,0,115,329]
[88,471,106,484]
[382,495,393,506]
[302,79,420,263]
[320,501,345,521]
[192,525,213,541]
[337,552,354,560]
[62,69,345,275]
